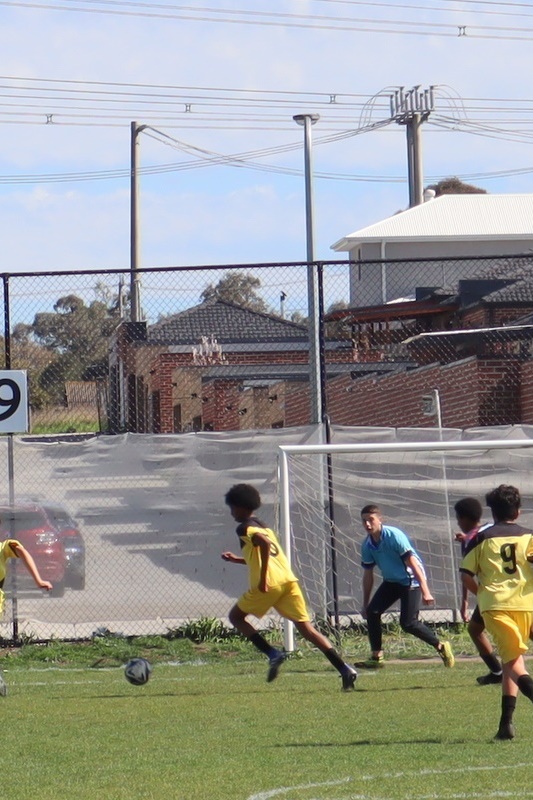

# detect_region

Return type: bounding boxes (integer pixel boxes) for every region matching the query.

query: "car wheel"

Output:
[50,580,66,598]
[69,573,85,591]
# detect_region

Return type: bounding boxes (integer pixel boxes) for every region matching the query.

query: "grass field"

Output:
[2,644,533,800]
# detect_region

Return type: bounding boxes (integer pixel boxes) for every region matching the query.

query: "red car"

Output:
[0,504,66,597]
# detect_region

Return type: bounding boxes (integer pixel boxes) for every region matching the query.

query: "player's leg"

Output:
[483,610,531,740]
[276,582,357,690]
[293,620,358,690]
[398,586,454,667]
[495,659,521,740]
[364,581,402,666]
[468,606,502,684]
[228,590,286,681]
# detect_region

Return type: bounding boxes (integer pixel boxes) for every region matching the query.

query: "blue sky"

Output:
[1,0,533,303]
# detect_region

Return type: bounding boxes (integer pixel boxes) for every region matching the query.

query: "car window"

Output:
[45,508,74,527]
[1,510,47,533]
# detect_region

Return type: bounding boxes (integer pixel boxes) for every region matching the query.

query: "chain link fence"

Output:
[0,253,532,642]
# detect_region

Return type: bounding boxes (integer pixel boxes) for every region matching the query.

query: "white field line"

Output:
[247,764,531,800]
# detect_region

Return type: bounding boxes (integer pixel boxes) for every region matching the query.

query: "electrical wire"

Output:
[1,0,532,41]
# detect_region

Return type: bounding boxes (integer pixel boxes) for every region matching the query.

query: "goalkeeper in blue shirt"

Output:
[360,504,454,669]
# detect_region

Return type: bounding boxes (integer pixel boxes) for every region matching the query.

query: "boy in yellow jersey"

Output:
[454,497,502,685]
[221,484,357,690]
[0,537,53,697]
[460,485,533,740]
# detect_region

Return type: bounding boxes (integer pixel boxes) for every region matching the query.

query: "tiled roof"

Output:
[472,256,533,282]
[482,280,533,304]
[147,299,308,345]
[332,194,533,250]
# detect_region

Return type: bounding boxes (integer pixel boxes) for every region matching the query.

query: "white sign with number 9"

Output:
[0,371,28,433]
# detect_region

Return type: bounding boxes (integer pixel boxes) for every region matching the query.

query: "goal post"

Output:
[278,437,533,652]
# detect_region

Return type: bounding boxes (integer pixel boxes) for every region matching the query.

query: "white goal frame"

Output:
[278,438,533,652]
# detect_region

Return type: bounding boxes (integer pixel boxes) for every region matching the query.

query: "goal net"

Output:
[277,437,533,646]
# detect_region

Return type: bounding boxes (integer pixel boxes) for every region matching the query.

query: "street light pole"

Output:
[293,112,321,424]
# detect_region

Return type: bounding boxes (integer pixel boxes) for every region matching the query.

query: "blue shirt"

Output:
[361,524,424,587]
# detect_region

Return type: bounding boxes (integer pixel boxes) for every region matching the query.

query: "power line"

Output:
[4,0,533,41]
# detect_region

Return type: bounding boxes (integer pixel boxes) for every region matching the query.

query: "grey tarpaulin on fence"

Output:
[1,424,532,641]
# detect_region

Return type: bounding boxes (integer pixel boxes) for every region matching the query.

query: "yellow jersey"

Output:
[0,539,20,586]
[0,539,21,615]
[236,517,298,589]
[460,522,533,613]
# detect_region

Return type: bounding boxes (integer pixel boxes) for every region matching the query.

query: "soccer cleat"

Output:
[341,666,358,691]
[0,672,7,697]
[359,655,385,669]
[476,672,503,686]
[494,722,515,741]
[438,641,455,668]
[267,651,286,683]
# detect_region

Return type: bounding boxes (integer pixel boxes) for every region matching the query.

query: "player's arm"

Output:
[361,566,374,619]
[403,553,434,604]
[221,551,245,564]
[460,570,478,596]
[460,539,480,596]
[251,531,271,593]
[460,582,469,623]
[10,542,52,591]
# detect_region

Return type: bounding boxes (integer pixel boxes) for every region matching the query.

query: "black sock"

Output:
[480,652,502,675]
[517,674,533,702]
[250,633,278,659]
[500,695,517,726]
[325,647,349,674]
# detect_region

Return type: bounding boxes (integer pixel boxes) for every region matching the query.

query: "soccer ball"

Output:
[124,657,152,686]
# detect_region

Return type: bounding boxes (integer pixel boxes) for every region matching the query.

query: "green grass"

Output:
[1,642,533,800]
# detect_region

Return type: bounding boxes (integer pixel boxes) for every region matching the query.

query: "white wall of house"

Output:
[349,238,533,306]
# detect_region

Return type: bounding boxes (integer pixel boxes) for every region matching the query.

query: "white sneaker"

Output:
[0,672,7,697]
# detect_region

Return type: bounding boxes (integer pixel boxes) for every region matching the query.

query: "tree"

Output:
[0,325,53,409]
[325,301,350,339]
[290,310,308,326]
[31,293,120,404]
[200,271,269,313]
[427,177,487,196]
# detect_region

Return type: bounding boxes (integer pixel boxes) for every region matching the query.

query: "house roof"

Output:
[481,280,533,304]
[331,194,533,251]
[473,256,533,282]
[147,298,308,345]
[325,296,457,324]
[404,325,533,345]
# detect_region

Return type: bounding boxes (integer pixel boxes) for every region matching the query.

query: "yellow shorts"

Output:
[237,581,311,623]
[482,609,533,664]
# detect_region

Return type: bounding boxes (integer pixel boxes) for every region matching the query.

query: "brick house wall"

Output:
[520,361,533,424]
[285,356,523,429]
[142,347,352,433]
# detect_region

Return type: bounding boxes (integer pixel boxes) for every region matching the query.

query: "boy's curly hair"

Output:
[485,484,521,521]
[454,497,482,524]
[225,484,261,511]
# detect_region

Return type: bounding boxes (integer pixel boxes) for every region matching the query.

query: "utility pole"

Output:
[390,86,434,207]
[130,121,147,323]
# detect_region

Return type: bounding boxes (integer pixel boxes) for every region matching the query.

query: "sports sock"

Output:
[250,633,278,659]
[500,695,517,726]
[324,647,350,674]
[480,652,502,675]
[517,674,533,702]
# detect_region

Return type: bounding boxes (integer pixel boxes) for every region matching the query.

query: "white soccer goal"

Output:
[277,437,533,652]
